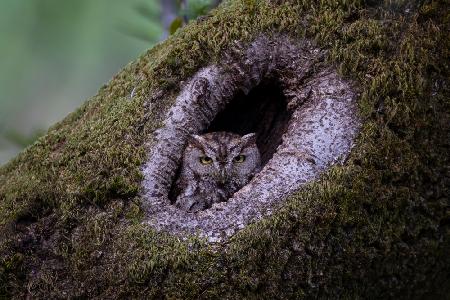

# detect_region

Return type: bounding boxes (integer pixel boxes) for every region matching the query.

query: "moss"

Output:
[0,0,449,298]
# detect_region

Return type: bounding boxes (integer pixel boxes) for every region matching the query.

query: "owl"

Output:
[174,132,261,212]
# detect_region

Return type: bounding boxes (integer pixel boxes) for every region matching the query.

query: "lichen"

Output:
[0,0,449,298]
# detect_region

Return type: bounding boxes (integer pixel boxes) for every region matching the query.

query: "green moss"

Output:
[0,0,448,298]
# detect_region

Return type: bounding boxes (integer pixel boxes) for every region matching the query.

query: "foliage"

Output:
[170,0,220,34]
[0,0,163,164]
[0,0,219,159]
[119,0,163,42]
[181,0,217,20]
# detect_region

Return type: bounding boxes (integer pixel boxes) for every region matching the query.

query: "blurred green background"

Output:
[0,0,218,165]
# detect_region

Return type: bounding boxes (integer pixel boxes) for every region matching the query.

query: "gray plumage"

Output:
[175,132,261,212]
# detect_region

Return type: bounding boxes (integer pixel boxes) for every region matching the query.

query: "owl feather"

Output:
[175,132,261,212]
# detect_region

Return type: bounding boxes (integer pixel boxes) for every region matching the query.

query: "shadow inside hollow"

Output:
[208,77,291,165]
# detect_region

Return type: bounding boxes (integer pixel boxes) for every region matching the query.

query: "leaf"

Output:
[169,17,183,35]
[133,2,160,20]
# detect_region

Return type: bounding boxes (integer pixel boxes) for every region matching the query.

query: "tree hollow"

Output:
[142,35,360,242]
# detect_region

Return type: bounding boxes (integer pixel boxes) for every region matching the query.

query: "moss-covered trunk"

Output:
[0,0,449,298]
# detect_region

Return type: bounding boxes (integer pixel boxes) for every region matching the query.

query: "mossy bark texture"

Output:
[0,0,449,299]
[142,34,360,242]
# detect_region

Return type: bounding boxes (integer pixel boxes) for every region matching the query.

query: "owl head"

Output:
[183,132,261,184]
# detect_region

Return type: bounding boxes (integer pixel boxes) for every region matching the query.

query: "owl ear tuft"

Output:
[187,134,207,149]
[241,133,257,147]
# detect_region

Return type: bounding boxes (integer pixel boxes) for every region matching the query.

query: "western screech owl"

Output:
[174,132,261,212]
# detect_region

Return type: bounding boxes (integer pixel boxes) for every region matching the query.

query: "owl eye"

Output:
[233,155,246,163]
[199,156,213,165]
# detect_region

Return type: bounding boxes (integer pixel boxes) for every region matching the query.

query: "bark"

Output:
[143,35,360,242]
[0,1,448,299]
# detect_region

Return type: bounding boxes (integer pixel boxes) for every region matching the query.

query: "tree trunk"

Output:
[0,1,448,299]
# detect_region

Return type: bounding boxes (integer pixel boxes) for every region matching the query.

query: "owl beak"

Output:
[219,169,227,183]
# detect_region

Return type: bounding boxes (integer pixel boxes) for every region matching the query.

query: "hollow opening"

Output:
[208,77,291,165]
[169,77,291,204]
[143,35,360,241]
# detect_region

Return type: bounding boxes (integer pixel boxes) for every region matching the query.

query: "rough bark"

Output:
[0,0,448,299]
[143,35,360,242]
